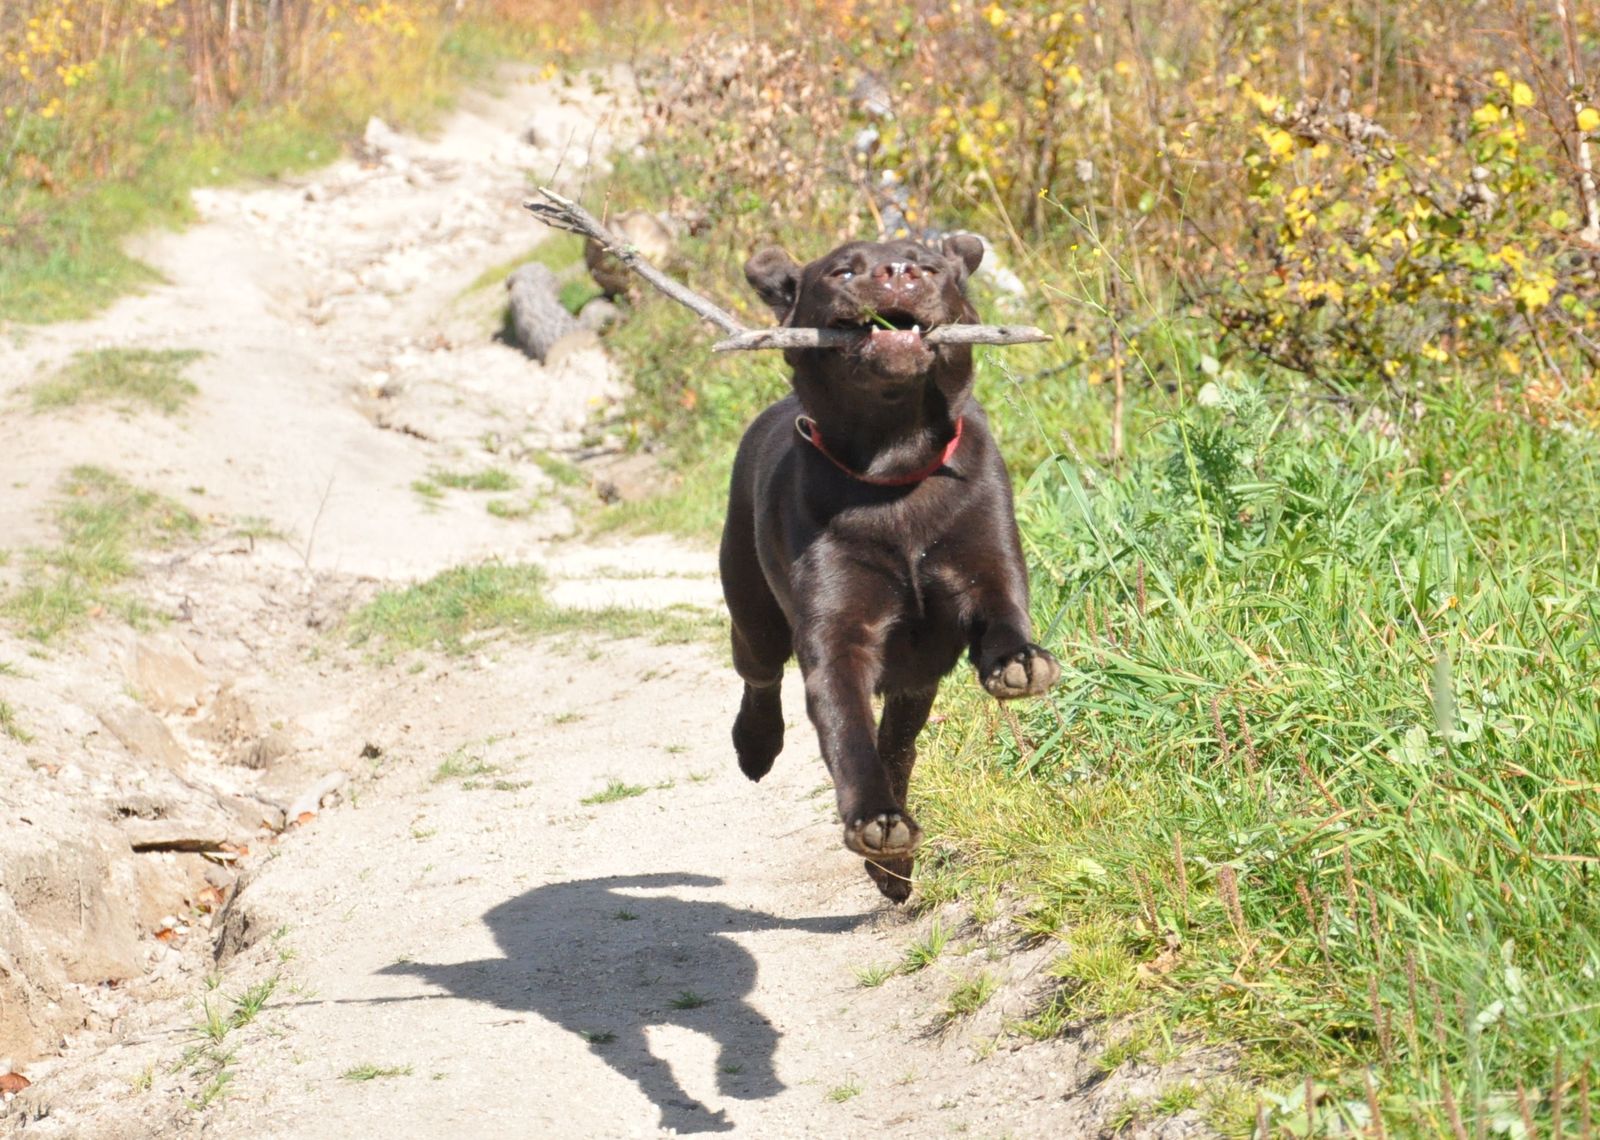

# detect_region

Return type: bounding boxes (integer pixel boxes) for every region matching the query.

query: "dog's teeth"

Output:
[912,324,921,334]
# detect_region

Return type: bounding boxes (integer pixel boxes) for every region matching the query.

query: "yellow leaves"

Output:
[1513,275,1555,312]
[1472,103,1503,128]
[982,2,1006,27]
[1511,82,1536,109]
[1579,107,1600,134]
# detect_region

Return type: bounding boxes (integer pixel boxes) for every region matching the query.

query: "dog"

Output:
[719,235,1061,902]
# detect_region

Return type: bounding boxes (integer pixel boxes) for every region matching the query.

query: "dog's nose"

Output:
[871,261,922,284]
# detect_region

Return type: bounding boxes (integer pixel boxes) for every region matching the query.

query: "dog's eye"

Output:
[829,266,854,279]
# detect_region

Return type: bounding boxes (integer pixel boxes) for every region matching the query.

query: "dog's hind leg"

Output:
[721,506,791,782]
[863,687,937,903]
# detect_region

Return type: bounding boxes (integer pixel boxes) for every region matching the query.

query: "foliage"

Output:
[32,347,203,414]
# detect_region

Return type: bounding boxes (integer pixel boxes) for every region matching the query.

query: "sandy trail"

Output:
[0,70,1214,1139]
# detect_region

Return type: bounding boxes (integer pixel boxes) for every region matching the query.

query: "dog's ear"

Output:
[744,247,801,319]
[942,234,985,280]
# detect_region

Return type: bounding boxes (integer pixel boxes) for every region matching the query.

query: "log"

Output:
[506,262,581,362]
[524,187,1052,355]
[709,324,1052,353]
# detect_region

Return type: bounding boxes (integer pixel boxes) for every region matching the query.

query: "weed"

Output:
[581,779,649,806]
[347,563,720,658]
[31,348,203,415]
[432,747,499,784]
[900,920,949,974]
[579,1030,616,1045]
[613,909,639,921]
[825,1078,862,1103]
[340,1063,413,1081]
[940,972,999,1024]
[0,701,33,743]
[431,467,518,492]
[2,466,199,640]
[668,990,708,1010]
[853,962,896,989]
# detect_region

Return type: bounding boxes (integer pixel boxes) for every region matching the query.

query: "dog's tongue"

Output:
[869,327,924,352]
[860,325,934,377]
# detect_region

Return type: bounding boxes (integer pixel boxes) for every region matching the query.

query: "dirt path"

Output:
[0,70,1214,1140]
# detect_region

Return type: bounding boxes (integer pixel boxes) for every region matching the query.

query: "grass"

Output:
[340,1063,413,1081]
[668,990,708,1010]
[904,381,1600,1134]
[346,562,721,657]
[432,748,499,784]
[461,233,586,294]
[853,962,897,988]
[825,1078,862,1103]
[581,779,650,805]
[940,972,999,1024]
[31,348,204,415]
[430,467,518,492]
[900,920,950,975]
[0,701,33,744]
[1,466,200,641]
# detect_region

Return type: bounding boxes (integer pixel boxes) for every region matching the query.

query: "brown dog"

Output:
[720,236,1060,902]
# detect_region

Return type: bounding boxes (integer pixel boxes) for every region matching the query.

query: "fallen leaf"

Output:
[197,885,225,912]
[154,928,177,942]
[296,811,316,826]
[0,1072,29,1094]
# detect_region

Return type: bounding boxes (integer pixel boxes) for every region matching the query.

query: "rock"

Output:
[576,297,620,332]
[583,210,675,298]
[125,636,209,714]
[544,329,602,370]
[98,705,191,770]
[120,820,230,852]
[286,771,347,821]
[244,729,294,771]
[506,262,580,362]
[362,116,411,161]
[217,793,285,834]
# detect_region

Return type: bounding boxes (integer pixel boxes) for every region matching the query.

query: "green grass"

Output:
[853,962,896,988]
[430,467,518,492]
[906,381,1600,1135]
[346,562,721,657]
[31,348,204,415]
[900,920,950,974]
[340,1063,413,1082]
[0,701,33,744]
[825,1078,862,1103]
[940,972,999,1024]
[432,748,500,784]
[2,466,200,640]
[581,779,650,806]
[668,990,708,1010]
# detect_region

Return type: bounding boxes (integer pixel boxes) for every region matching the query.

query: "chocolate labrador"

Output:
[720,236,1060,902]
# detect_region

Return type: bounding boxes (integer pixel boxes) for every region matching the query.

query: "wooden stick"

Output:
[524,186,1052,354]
[710,324,1052,353]
[524,187,746,334]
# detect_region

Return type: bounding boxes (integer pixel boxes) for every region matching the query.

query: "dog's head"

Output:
[744,236,984,382]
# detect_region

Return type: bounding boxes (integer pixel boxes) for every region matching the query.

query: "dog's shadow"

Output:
[380,872,862,1134]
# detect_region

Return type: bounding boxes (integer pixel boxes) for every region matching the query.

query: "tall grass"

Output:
[913,376,1600,1134]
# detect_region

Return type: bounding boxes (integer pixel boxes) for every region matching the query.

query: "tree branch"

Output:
[524,186,1052,354]
[710,324,1053,353]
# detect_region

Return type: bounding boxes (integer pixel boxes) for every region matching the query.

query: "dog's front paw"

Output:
[842,811,922,859]
[981,644,1061,700]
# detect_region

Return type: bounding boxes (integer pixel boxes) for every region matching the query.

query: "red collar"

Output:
[795,415,964,486]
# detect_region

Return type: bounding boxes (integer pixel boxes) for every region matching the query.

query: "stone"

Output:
[126,637,209,714]
[98,705,191,770]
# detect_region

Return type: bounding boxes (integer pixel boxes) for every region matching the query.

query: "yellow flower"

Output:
[983,2,1005,27]
[1579,107,1600,133]
[1511,82,1535,108]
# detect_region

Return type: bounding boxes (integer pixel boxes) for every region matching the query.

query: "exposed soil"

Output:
[0,68,1220,1139]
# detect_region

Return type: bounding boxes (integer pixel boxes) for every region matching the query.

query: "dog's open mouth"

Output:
[837,309,940,378]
